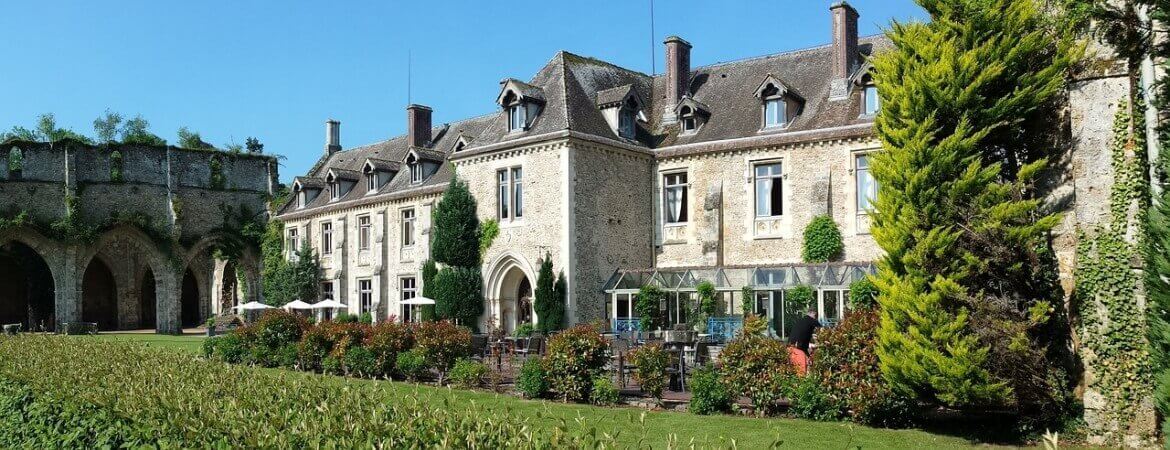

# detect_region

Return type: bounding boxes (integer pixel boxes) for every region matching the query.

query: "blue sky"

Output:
[0,1,926,182]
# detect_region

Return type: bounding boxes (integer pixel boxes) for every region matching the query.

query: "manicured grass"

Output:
[84,333,1023,448]
[88,332,207,354]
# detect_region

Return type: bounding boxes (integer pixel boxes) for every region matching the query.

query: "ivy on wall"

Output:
[209,156,226,190]
[109,151,123,183]
[802,214,843,263]
[1075,100,1153,436]
[7,147,22,175]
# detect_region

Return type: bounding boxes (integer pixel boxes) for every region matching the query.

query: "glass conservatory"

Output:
[601,263,876,341]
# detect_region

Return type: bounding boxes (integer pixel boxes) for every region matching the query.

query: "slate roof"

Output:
[364,158,400,173]
[280,34,889,218]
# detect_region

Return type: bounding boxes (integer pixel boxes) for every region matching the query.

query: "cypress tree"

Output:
[870,0,1078,411]
[430,178,481,267]
[533,257,556,332]
[420,259,438,321]
[552,271,567,330]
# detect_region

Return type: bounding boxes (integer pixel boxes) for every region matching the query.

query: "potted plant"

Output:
[205,317,217,337]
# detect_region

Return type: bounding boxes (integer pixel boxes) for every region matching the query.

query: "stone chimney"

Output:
[829,1,860,99]
[407,104,432,148]
[325,119,341,155]
[663,36,692,124]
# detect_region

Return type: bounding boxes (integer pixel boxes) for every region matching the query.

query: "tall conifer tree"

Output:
[429,177,484,328]
[870,0,1078,414]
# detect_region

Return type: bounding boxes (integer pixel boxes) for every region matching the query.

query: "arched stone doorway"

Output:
[0,241,55,331]
[82,257,118,330]
[140,269,156,329]
[180,269,202,328]
[486,253,538,334]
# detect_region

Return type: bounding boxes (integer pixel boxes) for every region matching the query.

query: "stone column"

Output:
[53,245,82,330]
[154,269,181,335]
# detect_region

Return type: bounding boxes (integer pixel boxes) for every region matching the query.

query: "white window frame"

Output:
[855,153,877,214]
[754,161,784,219]
[400,208,416,247]
[663,171,689,225]
[329,182,340,201]
[321,281,334,301]
[508,104,527,132]
[496,166,523,222]
[818,288,849,328]
[863,85,880,116]
[358,279,373,315]
[400,276,419,323]
[321,221,332,255]
[409,163,422,184]
[366,172,377,193]
[681,115,698,134]
[763,97,787,128]
[286,227,299,260]
[357,215,371,250]
[297,190,306,208]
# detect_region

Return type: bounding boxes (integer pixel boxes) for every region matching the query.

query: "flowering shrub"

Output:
[719,334,797,416]
[364,322,414,376]
[629,345,670,402]
[517,357,548,399]
[414,321,472,379]
[689,365,731,415]
[544,324,608,402]
[323,322,370,363]
[811,310,917,426]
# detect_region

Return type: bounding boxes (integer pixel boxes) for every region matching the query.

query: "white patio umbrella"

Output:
[399,296,436,306]
[283,300,314,310]
[234,301,272,311]
[310,299,347,309]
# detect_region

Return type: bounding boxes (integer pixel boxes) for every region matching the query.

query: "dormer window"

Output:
[863,84,879,116]
[509,104,527,132]
[754,74,803,131]
[497,79,545,133]
[330,182,340,201]
[410,163,422,183]
[764,98,787,128]
[674,98,709,135]
[680,106,698,134]
[366,173,377,192]
[619,109,636,138]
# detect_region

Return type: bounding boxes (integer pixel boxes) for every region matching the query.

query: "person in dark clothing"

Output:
[787,310,821,355]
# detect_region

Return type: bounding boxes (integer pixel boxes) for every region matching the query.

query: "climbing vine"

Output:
[209,156,226,190]
[7,147,22,175]
[478,219,499,262]
[802,214,843,263]
[1075,100,1153,436]
[109,150,123,183]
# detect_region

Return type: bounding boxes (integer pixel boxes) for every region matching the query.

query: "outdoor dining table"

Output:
[488,339,514,370]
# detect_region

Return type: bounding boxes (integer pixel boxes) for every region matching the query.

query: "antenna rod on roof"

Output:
[649,0,656,75]
[407,49,412,105]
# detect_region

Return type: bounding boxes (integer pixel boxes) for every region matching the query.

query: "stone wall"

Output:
[654,136,883,268]
[570,140,655,325]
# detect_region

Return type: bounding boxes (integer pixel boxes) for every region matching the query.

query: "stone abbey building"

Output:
[278,2,1129,341]
[0,141,277,334]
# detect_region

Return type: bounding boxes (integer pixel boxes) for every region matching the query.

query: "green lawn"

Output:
[89,332,1031,449]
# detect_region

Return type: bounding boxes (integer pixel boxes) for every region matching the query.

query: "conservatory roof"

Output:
[602,262,876,293]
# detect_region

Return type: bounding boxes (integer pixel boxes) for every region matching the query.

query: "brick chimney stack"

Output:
[325,119,341,155]
[407,104,432,148]
[663,36,692,124]
[829,1,860,99]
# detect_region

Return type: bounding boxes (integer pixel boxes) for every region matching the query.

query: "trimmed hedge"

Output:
[0,335,627,447]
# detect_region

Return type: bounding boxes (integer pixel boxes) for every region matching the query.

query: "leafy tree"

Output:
[635,285,665,331]
[430,178,481,267]
[119,115,167,146]
[870,0,1078,417]
[177,126,213,149]
[259,218,319,306]
[245,136,264,154]
[0,126,38,142]
[92,109,123,144]
[553,271,567,329]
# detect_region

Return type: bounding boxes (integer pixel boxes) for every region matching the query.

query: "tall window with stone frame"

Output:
[358,215,371,250]
[400,276,418,323]
[321,222,332,255]
[286,228,299,261]
[856,154,877,213]
[401,208,416,247]
[497,167,524,221]
[358,279,373,315]
[663,172,688,224]
[754,162,783,218]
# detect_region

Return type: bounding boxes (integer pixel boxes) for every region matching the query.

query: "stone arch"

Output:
[180,268,204,328]
[0,228,60,331]
[484,252,538,333]
[78,224,176,333]
[81,254,118,330]
[181,232,262,307]
[0,226,66,327]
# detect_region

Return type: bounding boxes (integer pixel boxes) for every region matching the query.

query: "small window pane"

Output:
[512,167,523,218]
[754,163,783,217]
[497,169,510,219]
[864,86,880,115]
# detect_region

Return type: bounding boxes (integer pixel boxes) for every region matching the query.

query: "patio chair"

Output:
[609,338,635,388]
[470,334,488,360]
[516,336,543,359]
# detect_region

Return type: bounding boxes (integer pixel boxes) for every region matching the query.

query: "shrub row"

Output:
[0,335,628,448]
[204,310,479,384]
